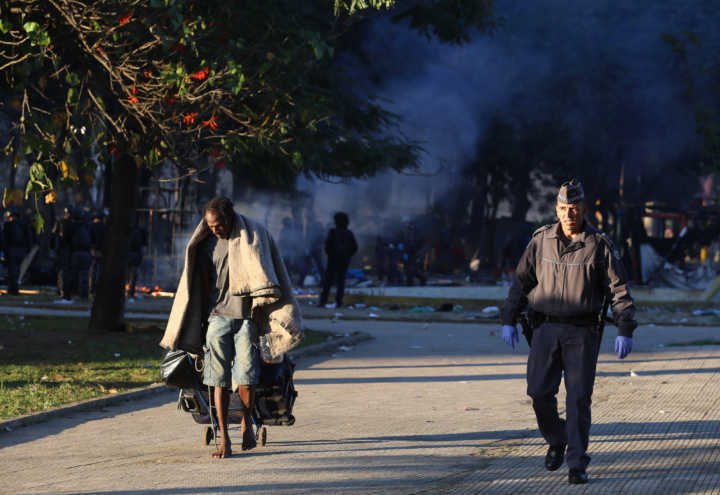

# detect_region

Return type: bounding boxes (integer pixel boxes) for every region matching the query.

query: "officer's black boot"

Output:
[568,469,588,484]
[545,443,566,471]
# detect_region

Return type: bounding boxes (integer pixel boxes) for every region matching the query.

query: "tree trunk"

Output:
[89,151,138,332]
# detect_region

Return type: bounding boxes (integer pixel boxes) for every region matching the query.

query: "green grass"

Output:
[0,316,331,420]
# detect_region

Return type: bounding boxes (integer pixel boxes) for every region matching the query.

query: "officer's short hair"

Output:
[557,179,585,204]
[204,196,235,227]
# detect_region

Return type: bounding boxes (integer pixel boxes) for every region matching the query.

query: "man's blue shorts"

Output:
[202,315,260,389]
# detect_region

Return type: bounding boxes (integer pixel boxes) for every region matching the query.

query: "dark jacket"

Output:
[501,222,637,337]
[3,219,31,258]
[325,227,358,262]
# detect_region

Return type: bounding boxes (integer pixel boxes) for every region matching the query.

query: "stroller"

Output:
[175,355,298,447]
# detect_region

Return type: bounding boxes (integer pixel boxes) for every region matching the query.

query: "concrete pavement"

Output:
[2,320,720,494]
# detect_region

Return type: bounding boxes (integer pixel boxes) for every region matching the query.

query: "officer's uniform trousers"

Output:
[527,322,601,471]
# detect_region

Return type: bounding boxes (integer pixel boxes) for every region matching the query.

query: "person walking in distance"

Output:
[499,179,637,485]
[319,212,358,308]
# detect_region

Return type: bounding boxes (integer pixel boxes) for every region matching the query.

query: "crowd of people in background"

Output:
[0,206,147,301]
[0,204,528,301]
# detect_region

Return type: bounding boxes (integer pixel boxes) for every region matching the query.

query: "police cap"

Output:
[557,179,585,204]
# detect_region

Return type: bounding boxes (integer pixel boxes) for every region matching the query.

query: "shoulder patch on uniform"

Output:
[532,224,554,237]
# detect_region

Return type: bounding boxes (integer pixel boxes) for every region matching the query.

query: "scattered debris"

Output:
[481,306,500,316]
[410,306,435,313]
[354,303,366,309]
[630,371,639,377]
[324,303,337,309]
[368,313,380,318]
[114,353,121,358]
[692,308,720,316]
[338,346,353,352]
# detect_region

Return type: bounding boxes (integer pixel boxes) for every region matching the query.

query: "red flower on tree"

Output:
[182,112,197,125]
[119,12,132,26]
[202,115,218,130]
[191,66,210,80]
[128,96,139,104]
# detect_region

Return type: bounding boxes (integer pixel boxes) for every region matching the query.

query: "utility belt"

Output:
[534,311,598,327]
[519,308,600,347]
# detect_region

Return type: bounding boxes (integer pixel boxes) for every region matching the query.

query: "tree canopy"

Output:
[1,0,498,202]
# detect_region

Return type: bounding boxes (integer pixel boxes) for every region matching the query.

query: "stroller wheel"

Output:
[203,426,214,445]
[259,426,267,447]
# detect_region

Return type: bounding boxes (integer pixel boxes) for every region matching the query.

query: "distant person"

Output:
[403,222,426,286]
[374,235,389,284]
[2,210,31,295]
[160,196,302,458]
[89,211,106,296]
[52,206,76,301]
[278,217,303,286]
[300,219,325,287]
[319,212,358,308]
[127,220,148,298]
[69,209,92,300]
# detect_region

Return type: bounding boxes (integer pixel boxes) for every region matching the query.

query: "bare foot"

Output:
[241,428,257,451]
[211,438,232,458]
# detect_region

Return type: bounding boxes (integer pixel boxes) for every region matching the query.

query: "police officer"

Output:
[500,179,636,485]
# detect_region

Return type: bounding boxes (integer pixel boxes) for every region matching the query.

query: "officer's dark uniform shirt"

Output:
[501,222,637,337]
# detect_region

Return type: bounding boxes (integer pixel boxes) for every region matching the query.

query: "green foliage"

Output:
[0,0,495,210]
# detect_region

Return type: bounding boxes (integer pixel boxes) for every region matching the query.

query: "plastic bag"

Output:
[160,349,200,388]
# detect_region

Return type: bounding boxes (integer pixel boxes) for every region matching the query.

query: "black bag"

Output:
[254,355,298,426]
[160,350,200,389]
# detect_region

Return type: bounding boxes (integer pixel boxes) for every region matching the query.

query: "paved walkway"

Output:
[2,320,720,494]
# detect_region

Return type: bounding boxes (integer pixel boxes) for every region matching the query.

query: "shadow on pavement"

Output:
[0,389,177,448]
[295,366,720,385]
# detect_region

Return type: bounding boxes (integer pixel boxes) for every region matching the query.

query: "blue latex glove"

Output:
[615,336,632,359]
[502,325,519,350]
